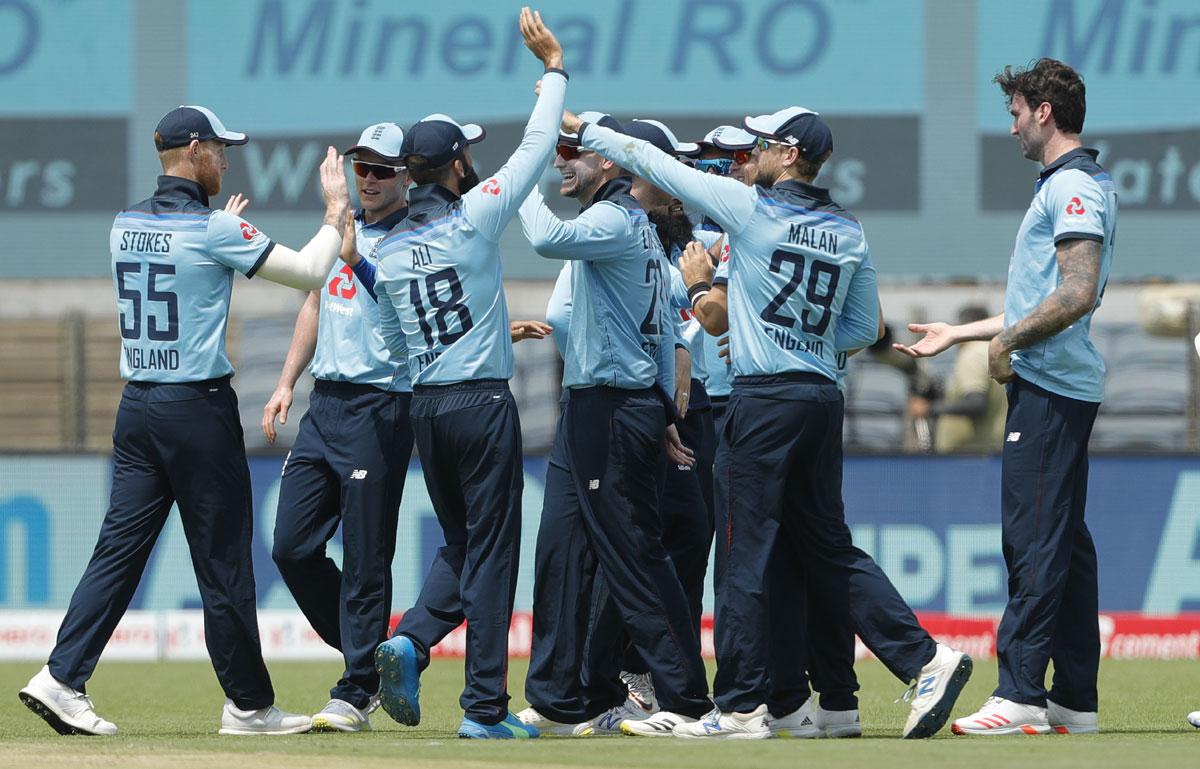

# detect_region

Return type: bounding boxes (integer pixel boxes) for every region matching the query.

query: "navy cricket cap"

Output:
[154,105,248,151]
[401,114,485,167]
[561,111,622,147]
[625,119,701,158]
[743,107,833,161]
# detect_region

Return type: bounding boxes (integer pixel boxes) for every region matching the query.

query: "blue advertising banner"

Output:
[0,0,132,115]
[186,0,924,133]
[2,454,1198,616]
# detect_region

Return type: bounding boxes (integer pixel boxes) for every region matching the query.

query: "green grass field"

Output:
[1,659,1195,769]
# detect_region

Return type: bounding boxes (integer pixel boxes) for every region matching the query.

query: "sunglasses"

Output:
[352,160,406,180]
[695,158,734,175]
[556,144,592,161]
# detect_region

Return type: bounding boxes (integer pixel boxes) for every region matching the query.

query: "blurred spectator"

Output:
[932,305,1007,453]
[867,326,942,451]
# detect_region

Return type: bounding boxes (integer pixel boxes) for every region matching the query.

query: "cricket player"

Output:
[686,123,864,739]
[516,111,714,740]
[262,122,414,732]
[368,7,565,740]
[894,58,1115,736]
[19,105,354,736]
[569,105,972,739]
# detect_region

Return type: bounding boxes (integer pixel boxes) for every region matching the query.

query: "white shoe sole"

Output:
[218,723,313,735]
[772,727,819,739]
[951,722,1052,736]
[18,689,113,736]
[676,730,773,740]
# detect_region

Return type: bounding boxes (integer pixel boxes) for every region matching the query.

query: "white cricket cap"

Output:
[344,122,406,162]
[698,125,757,151]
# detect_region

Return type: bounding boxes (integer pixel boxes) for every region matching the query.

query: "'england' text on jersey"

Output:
[761,325,825,356]
[787,223,837,254]
[123,345,180,371]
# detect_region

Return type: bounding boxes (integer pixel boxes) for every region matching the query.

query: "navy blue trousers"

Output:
[994,377,1100,711]
[714,375,935,713]
[48,378,274,709]
[392,380,523,725]
[271,380,412,710]
[565,386,712,719]
[620,396,715,676]
[524,400,618,722]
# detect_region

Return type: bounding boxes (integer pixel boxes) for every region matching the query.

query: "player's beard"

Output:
[647,200,693,254]
[197,156,222,197]
[459,162,481,194]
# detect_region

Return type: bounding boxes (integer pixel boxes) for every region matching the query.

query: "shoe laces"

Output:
[896,682,918,705]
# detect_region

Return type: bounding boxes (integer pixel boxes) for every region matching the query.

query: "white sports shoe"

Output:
[582,701,652,735]
[619,709,697,737]
[515,706,588,736]
[951,696,1051,736]
[1046,699,1098,734]
[673,705,773,740]
[900,643,973,738]
[18,666,117,736]
[815,705,862,738]
[311,699,370,732]
[770,698,820,738]
[1188,710,1200,728]
[219,699,313,735]
[620,671,659,713]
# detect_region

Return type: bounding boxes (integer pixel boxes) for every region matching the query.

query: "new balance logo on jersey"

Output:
[350,469,368,480]
[1007,432,1021,442]
[588,479,600,490]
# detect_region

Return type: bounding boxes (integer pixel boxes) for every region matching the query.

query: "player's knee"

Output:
[270,535,316,570]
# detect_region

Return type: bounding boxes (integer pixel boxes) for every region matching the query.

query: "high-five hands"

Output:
[519,7,563,70]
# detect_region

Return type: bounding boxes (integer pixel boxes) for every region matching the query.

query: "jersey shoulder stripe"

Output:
[377,208,464,250]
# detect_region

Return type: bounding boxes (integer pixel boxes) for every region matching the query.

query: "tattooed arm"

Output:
[988,237,1102,382]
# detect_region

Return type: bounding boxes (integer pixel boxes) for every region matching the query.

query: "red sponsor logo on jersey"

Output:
[1065,197,1086,216]
[327,265,357,300]
[240,222,259,240]
[481,178,501,196]
[680,308,694,321]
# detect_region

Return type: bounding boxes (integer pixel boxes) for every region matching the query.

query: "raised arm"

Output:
[465,8,567,241]
[678,239,729,335]
[255,147,351,289]
[570,117,756,236]
[518,186,630,261]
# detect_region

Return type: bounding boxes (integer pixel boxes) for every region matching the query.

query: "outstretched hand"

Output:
[223,193,250,217]
[338,209,359,266]
[319,146,351,226]
[510,319,553,342]
[519,7,563,70]
[892,322,956,359]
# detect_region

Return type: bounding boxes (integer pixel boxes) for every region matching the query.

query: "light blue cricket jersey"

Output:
[1005,147,1117,403]
[110,175,274,382]
[520,176,674,392]
[581,122,880,382]
[693,222,732,398]
[309,208,411,391]
[374,71,567,385]
[546,262,572,358]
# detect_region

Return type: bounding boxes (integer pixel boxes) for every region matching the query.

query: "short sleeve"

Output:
[1046,169,1106,245]
[207,209,276,277]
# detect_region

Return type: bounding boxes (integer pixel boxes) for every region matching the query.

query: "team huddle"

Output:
[20,7,1141,741]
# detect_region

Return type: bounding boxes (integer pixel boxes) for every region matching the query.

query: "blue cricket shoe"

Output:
[374,635,421,726]
[458,712,540,739]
